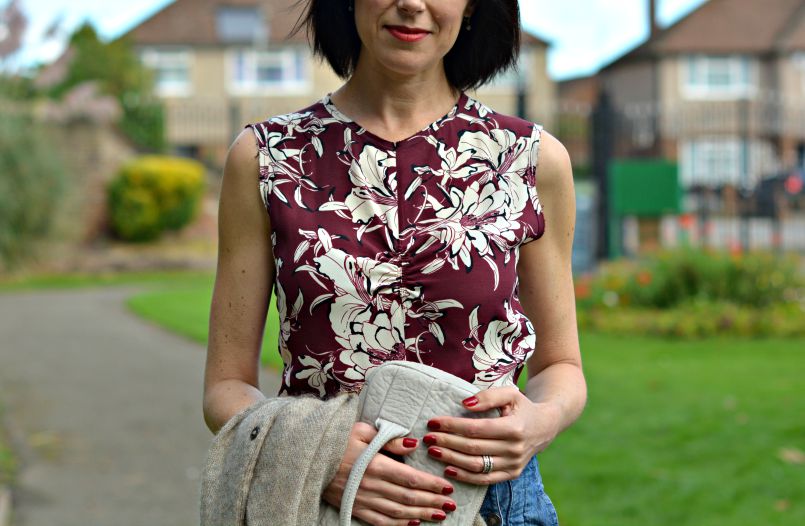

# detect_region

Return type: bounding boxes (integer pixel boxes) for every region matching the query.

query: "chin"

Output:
[376,53,436,77]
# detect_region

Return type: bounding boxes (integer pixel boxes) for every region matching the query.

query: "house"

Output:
[119,0,555,168]
[598,0,805,189]
[556,74,600,170]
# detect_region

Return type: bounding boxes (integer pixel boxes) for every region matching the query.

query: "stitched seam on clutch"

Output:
[410,376,436,434]
[375,366,401,426]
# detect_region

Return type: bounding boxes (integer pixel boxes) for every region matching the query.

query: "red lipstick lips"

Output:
[385,25,430,42]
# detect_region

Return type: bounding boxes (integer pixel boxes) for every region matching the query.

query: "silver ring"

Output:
[481,454,494,474]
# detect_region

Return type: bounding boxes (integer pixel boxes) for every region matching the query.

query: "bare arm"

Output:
[517,130,587,436]
[203,128,274,435]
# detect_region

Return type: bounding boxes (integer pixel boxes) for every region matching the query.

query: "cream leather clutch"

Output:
[339,360,500,526]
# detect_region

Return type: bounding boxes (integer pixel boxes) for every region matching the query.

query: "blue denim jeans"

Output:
[478,455,559,526]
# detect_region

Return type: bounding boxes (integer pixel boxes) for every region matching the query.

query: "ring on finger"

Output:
[481,454,494,474]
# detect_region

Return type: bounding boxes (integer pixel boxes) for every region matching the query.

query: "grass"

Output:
[0,269,216,292]
[3,270,803,524]
[0,402,17,487]
[542,332,804,526]
[125,275,284,371]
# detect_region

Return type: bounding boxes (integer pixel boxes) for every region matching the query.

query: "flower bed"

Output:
[575,249,805,338]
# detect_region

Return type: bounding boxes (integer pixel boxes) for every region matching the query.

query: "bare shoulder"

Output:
[536,128,573,191]
[224,127,261,184]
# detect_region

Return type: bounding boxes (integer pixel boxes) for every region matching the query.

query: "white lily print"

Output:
[294,355,333,398]
[275,275,303,388]
[466,302,536,388]
[342,144,399,245]
[418,180,519,288]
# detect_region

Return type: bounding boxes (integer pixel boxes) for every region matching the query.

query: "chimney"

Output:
[649,0,659,38]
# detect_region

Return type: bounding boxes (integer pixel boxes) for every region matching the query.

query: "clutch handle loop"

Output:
[339,418,409,526]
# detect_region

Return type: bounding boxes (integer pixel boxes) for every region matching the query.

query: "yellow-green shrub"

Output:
[107,155,205,241]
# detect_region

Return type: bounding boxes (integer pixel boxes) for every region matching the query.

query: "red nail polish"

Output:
[442,486,454,495]
[442,501,457,512]
[403,438,418,448]
[445,467,458,477]
[408,521,421,526]
[462,396,479,407]
[431,511,447,521]
[428,447,442,458]
[427,419,441,430]
[423,434,437,445]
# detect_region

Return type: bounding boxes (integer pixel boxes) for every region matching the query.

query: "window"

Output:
[216,6,266,44]
[228,48,310,95]
[683,55,755,99]
[140,49,192,97]
[680,138,744,187]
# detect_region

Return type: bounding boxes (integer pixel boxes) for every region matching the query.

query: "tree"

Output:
[44,22,165,152]
[0,0,26,63]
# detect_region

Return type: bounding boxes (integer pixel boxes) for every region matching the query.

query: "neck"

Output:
[330,53,460,132]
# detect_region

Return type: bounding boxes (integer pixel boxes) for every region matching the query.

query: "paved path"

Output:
[0,287,280,526]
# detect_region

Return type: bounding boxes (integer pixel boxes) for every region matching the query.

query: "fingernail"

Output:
[445,467,458,477]
[442,501,457,512]
[462,396,479,407]
[408,521,421,526]
[431,511,447,521]
[428,447,442,458]
[427,419,441,430]
[403,438,418,448]
[442,485,454,495]
[423,434,437,445]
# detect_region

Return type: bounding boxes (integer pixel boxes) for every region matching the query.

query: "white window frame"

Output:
[682,55,757,100]
[140,48,193,97]
[680,138,744,187]
[227,47,311,96]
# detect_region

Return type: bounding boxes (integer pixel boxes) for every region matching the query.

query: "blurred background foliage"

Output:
[39,22,165,152]
[0,107,69,270]
[575,248,805,338]
[107,155,206,242]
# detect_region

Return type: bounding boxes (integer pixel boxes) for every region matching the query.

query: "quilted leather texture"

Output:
[342,361,499,525]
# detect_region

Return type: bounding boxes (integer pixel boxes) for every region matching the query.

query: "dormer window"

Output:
[216,6,266,44]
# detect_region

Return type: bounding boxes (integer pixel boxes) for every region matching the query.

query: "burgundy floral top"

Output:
[245,91,545,399]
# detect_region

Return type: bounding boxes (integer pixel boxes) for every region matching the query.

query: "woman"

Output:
[203,0,586,524]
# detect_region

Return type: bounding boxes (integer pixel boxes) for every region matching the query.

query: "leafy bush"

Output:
[577,248,803,310]
[107,155,205,242]
[0,108,69,269]
[119,94,165,152]
[578,301,805,339]
[575,248,805,338]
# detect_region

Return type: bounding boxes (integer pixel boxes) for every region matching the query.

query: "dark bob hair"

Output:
[289,0,521,92]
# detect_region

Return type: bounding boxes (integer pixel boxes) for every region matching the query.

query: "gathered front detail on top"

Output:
[246,91,546,399]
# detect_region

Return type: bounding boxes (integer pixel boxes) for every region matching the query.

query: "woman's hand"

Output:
[323,421,458,525]
[421,386,561,485]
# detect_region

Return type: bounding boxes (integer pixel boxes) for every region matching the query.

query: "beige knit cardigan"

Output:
[199,393,487,525]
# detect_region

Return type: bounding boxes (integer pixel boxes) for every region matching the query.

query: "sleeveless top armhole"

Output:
[521,123,546,245]
[244,122,272,214]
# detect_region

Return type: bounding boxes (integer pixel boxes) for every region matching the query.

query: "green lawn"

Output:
[0,269,216,292]
[125,274,284,371]
[4,271,803,524]
[0,401,17,487]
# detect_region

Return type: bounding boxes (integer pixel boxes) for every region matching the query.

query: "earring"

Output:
[464,15,471,31]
